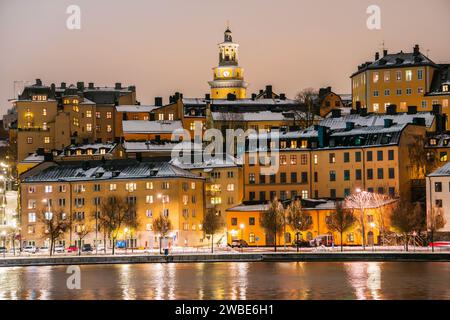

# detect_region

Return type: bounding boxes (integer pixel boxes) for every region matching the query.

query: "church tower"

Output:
[208,26,248,99]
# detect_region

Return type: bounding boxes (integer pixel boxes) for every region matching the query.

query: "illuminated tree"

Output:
[346,190,373,250]
[326,201,356,252]
[260,197,285,252]
[428,207,446,252]
[390,200,424,251]
[38,208,71,256]
[287,199,312,252]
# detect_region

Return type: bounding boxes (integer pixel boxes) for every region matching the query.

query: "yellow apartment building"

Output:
[19,161,205,249]
[352,45,450,115]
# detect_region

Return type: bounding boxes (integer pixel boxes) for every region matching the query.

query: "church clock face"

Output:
[223,70,230,77]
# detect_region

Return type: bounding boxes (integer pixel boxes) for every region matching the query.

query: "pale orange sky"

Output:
[1,0,450,113]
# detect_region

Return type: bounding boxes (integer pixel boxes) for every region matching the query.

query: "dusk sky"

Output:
[1,0,449,113]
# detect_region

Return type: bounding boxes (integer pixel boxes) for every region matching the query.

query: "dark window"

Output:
[388,168,395,179]
[344,189,350,197]
[249,192,256,201]
[355,152,362,162]
[435,182,443,192]
[344,152,350,163]
[368,187,374,193]
[280,172,287,183]
[355,169,362,180]
[249,217,255,226]
[330,189,336,199]
[367,169,373,180]
[367,151,373,161]
[377,187,384,194]
[291,172,297,183]
[231,218,237,226]
[377,150,383,161]
[344,170,350,181]
[389,187,396,196]
[314,172,318,183]
[270,191,276,200]
[301,172,308,183]
[329,171,336,181]
[259,191,266,201]
[388,150,394,161]
[377,168,384,179]
[436,199,443,207]
[259,174,266,184]
[270,175,276,184]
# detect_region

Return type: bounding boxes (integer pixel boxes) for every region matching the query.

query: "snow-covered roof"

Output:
[123,141,198,152]
[21,154,45,164]
[428,162,450,177]
[22,161,202,183]
[116,105,157,113]
[122,120,183,133]
[171,153,242,170]
[319,112,435,130]
[226,204,270,212]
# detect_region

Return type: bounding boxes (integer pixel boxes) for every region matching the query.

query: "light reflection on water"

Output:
[0,262,449,300]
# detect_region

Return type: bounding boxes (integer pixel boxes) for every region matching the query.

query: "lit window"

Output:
[313,154,318,165]
[373,103,379,112]
[44,136,50,144]
[168,113,174,121]
[146,224,153,231]
[373,72,379,83]
[301,190,308,199]
[406,70,413,81]
[96,111,101,119]
[106,125,112,133]
[301,140,307,148]
[384,71,390,82]
[158,114,164,121]
[105,112,112,119]
[28,212,36,223]
[190,122,195,131]
[211,197,222,204]
[109,184,117,191]
[227,184,235,191]
[27,137,33,144]
[146,195,154,204]
[125,182,137,192]
[86,110,92,118]
[42,108,47,116]
[86,123,92,132]
[443,85,449,92]
[191,182,196,190]
[45,185,52,193]
[99,148,106,154]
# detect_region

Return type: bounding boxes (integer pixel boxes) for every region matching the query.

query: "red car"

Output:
[67,245,78,253]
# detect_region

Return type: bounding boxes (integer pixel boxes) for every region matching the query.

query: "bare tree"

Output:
[390,200,424,251]
[428,207,447,252]
[73,223,91,256]
[346,191,374,250]
[371,192,393,245]
[153,215,173,253]
[38,208,71,256]
[408,135,429,178]
[98,196,135,255]
[260,197,284,252]
[294,88,318,129]
[287,199,312,252]
[202,208,223,253]
[326,201,356,252]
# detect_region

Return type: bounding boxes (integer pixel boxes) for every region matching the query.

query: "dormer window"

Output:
[444,139,449,146]
[32,95,47,101]
[443,85,449,92]
[429,138,437,146]
[99,148,106,155]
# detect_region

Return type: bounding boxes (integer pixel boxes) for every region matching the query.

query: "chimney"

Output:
[115,82,122,90]
[205,93,211,100]
[384,119,393,128]
[383,49,388,57]
[128,85,136,92]
[317,126,330,148]
[386,104,397,115]
[413,44,420,56]
[345,122,355,131]
[375,52,380,60]
[355,101,361,112]
[279,93,286,100]
[88,82,94,89]
[43,152,53,162]
[331,109,342,118]
[76,81,84,91]
[359,108,368,117]
[407,106,417,115]
[154,97,163,107]
[36,79,42,86]
[265,85,273,98]
[60,82,66,89]
[50,83,56,96]
[251,93,257,100]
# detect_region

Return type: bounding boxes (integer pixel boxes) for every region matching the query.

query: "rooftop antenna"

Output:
[426,49,430,57]
[226,20,230,30]
[380,40,386,52]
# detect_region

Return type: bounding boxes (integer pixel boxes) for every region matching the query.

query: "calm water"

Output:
[1,262,449,300]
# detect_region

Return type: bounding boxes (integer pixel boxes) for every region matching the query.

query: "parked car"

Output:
[67,245,78,253]
[82,244,93,252]
[38,246,50,254]
[230,239,249,248]
[310,235,334,247]
[0,247,7,254]
[54,245,65,253]
[23,246,37,254]
[292,240,311,248]
[96,244,105,252]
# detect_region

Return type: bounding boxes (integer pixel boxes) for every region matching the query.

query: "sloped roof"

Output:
[122,120,183,133]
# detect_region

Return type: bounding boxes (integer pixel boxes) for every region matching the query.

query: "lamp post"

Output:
[240,223,245,253]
